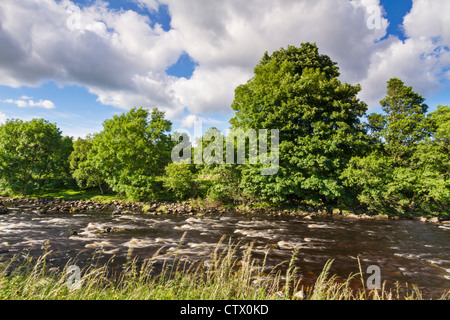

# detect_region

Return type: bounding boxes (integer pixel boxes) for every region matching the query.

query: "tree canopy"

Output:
[230,43,369,205]
[342,79,448,217]
[0,118,73,195]
[89,107,173,200]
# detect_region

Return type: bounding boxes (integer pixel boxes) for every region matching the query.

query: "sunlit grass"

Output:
[3,188,120,202]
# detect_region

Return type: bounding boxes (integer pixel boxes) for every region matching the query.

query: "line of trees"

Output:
[0,43,448,217]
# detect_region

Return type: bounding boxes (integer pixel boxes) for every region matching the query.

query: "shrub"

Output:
[163,162,195,200]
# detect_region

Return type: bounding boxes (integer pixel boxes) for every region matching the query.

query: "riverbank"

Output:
[2,194,450,300]
[1,241,446,301]
[0,195,448,225]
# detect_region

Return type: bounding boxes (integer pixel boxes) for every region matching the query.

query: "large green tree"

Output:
[69,135,108,194]
[413,105,450,215]
[89,108,172,200]
[230,43,369,205]
[375,78,430,163]
[0,118,73,195]
[342,79,448,217]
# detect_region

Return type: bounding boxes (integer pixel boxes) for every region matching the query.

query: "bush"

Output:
[200,165,242,204]
[163,162,195,200]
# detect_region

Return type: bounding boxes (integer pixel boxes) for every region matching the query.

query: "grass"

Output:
[1,184,182,204]
[1,238,448,300]
[5,188,121,203]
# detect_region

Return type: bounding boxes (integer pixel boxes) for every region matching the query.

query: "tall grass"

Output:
[0,238,448,300]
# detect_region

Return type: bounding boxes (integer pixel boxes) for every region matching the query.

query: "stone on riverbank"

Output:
[293,290,305,300]
[428,217,440,224]
[0,196,446,222]
[343,213,359,219]
[373,214,389,220]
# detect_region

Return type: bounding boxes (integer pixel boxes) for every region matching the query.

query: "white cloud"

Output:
[403,0,450,42]
[161,0,391,111]
[357,37,445,107]
[0,0,448,121]
[171,66,250,115]
[0,112,7,124]
[0,0,390,118]
[30,100,56,109]
[15,100,29,108]
[356,0,450,107]
[180,113,225,129]
[2,98,56,109]
[133,0,160,12]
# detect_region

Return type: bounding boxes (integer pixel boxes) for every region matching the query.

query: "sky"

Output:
[0,0,449,139]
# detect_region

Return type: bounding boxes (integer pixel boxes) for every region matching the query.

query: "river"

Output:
[1,207,449,299]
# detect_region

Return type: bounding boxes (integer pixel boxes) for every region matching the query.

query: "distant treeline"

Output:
[0,43,448,218]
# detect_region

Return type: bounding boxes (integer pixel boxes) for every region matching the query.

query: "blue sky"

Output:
[380,0,412,41]
[0,0,449,138]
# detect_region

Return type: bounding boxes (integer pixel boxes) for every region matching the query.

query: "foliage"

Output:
[194,128,244,203]
[69,135,108,194]
[377,78,431,162]
[201,164,242,203]
[413,105,450,215]
[0,118,73,195]
[230,43,369,205]
[163,162,195,199]
[342,79,449,217]
[89,108,172,200]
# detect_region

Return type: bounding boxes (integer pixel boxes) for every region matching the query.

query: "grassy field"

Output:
[1,187,116,202]
[1,239,447,301]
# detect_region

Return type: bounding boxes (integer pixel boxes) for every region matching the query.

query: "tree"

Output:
[47,135,75,189]
[0,119,73,195]
[69,135,108,194]
[378,78,430,163]
[342,80,448,217]
[230,43,369,205]
[413,105,450,215]
[90,108,172,200]
[194,127,244,203]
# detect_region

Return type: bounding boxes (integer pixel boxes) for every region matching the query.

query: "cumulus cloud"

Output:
[403,0,450,42]
[0,112,7,124]
[358,37,446,106]
[171,66,251,115]
[0,0,448,121]
[0,0,389,118]
[0,0,184,111]
[356,0,450,107]
[159,0,392,113]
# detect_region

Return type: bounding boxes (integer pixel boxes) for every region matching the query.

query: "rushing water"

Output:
[1,207,449,298]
